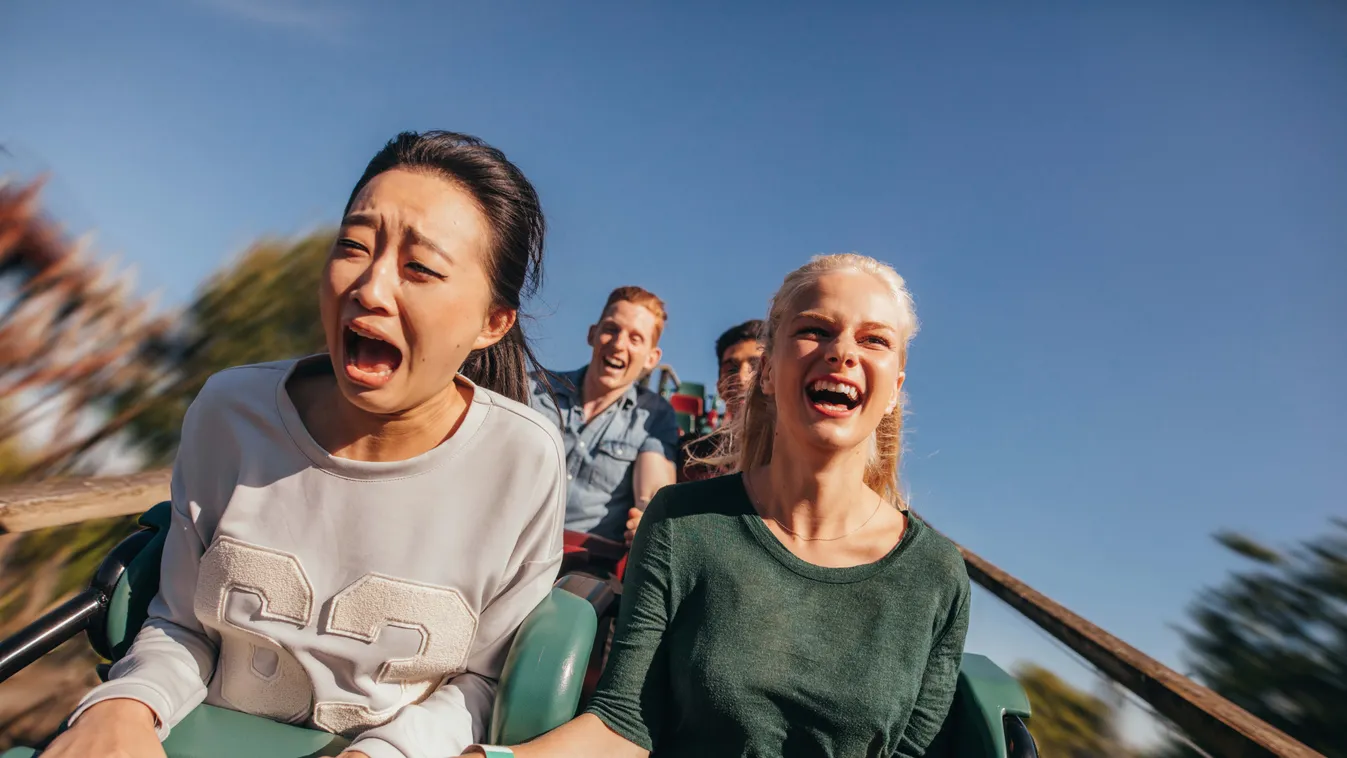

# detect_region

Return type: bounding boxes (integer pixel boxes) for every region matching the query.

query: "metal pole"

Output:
[0,589,103,684]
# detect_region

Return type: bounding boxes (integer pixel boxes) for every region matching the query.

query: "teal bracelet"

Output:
[465,745,514,757]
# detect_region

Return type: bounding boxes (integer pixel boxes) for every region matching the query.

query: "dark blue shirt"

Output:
[528,367,680,541]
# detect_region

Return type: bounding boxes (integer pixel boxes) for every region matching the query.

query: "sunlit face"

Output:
[760,270,906,453]
[319,168,514,415]
[585,300,663,393]
[717,338,764,418]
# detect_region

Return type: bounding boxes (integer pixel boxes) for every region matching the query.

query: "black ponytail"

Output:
[347,131,546,404]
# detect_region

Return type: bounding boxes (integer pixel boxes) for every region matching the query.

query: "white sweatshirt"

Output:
[70,357,566,758]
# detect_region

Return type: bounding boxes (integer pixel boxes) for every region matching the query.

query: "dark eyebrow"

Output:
[339,213,453,264]
[405,226,453,264]
[340,211,379,230]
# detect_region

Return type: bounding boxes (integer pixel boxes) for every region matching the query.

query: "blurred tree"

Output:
[0,176,173,477]
[0,418,30,483]
[1151,519,1347,757]
[113,230,333,463]
[1016,663,1119,757]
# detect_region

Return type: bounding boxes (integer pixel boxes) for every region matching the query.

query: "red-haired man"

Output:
[530,286,679,545]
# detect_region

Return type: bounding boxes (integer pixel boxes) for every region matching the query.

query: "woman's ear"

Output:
[886,371,906,414]
[473,306,517,351]
[759,356,775,396]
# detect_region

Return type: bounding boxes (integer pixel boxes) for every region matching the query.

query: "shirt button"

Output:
[567,474,574,481]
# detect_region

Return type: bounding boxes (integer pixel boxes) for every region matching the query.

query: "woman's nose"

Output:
[825,339,859,367]
[351,256,397,315]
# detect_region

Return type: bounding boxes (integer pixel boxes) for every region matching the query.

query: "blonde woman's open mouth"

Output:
[805,376,863,418]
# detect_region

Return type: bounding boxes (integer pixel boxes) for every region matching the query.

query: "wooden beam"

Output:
[951,536,1322,758]
[0,470,170,534]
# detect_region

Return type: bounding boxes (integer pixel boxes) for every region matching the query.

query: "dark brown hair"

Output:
[345,131,546,403]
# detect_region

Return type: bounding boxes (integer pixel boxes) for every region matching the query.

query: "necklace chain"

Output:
[744,473,885,542]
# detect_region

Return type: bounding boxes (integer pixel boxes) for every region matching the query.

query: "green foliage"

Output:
[116,230,334,462]
[1155,519,1347,757]
[1212,530,1283,565]
[0,436,30,484]
[0,399,32,483]
[1015,663,1117,757]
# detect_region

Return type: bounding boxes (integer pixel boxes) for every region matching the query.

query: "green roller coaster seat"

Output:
[930,653,1034,757]
[674,410,697,435]
[0,502,596,758]
[104,502,171,660]
[676,381,706,401]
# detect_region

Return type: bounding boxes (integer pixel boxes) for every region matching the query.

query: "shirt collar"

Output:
[561,365,640,410]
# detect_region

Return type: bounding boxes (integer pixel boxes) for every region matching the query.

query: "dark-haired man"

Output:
[714,319,765,420]
[680,319,765,481]
[530,286,679,545]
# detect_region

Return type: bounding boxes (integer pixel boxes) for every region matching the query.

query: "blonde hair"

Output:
[698,253,919,507]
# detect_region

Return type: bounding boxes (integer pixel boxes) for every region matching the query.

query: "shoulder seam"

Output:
[479,390,566,463]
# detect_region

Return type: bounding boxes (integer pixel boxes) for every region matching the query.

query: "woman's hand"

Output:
[40,699,165,758]
[335,752,370,758]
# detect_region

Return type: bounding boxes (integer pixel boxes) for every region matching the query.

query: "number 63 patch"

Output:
[194,536,478,736]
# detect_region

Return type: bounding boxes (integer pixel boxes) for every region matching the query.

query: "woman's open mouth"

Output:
[805,378,863,417]
[342,323,403,389]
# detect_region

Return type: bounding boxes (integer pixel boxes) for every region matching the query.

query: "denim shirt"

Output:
[528,366,680,541]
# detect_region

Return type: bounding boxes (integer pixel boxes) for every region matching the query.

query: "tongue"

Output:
[352,337,400,374]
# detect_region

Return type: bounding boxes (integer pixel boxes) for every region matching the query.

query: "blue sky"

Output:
[4,0,1345,743]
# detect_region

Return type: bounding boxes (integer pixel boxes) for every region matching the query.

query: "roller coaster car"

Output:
[0,504,1037,758]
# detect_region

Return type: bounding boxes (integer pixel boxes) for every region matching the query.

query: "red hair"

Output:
[601,285,668,342]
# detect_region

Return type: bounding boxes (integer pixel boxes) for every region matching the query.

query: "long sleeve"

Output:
[347,433,566,758]
[582,490,676,751]
[68,402,220,739]
[894,574,972,758]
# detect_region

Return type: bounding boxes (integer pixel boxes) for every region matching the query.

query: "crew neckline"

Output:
[734,473,922,584]
[274,354,490,481]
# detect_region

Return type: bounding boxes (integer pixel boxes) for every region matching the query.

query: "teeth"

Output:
[809,379,858,400]
[349,324,387,343]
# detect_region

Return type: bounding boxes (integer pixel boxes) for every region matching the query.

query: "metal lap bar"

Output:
[0,589,105,683]
[0,523,152,682]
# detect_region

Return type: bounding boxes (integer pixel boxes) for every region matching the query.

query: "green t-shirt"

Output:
[585,473,971,758]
